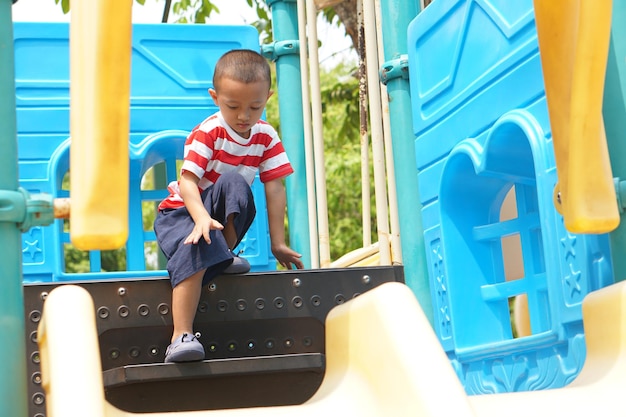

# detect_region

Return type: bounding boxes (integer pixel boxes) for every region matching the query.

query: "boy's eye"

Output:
[250,107,261,111]
[227,105,238,110]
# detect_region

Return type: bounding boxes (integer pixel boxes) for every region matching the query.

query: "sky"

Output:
[11,0,356,68]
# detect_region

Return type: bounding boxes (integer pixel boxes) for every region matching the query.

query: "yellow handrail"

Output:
[534,0,619,234]
[69,0,133,250]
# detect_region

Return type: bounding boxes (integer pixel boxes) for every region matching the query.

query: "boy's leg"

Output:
[165,269,206,362]
[171,268,205,342]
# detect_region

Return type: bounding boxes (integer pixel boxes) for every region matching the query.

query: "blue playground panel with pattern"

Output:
[407,0,614,393]
[14,22,276,283]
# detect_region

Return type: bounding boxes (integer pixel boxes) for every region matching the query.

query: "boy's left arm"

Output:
[265,178,304,270]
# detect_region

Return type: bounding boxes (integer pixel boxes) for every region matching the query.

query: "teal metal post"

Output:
[0,2,29,416]
[604,0,626,282]
[379,0,433,324]
[265,0,311,268]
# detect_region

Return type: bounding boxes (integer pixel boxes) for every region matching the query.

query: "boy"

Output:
[154,49,304,363]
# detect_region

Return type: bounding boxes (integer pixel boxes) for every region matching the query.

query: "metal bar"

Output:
[267,0,313,268]
[605,0,626,281]
[379,0,433,323]
[0,1,29,415]
[363,0,391,265]
[296,0,320,268]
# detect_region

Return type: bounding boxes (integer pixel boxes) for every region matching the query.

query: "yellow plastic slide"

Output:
[37,282,475,417]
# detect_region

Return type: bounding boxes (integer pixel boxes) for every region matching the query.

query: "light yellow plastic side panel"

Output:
[534,0,619,234]
[38,282,476,417]
[37,285,108,417]
[69,0,133,250]
[471,280,626,416]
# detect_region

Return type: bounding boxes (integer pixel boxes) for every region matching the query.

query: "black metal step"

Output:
[103,353,325,412]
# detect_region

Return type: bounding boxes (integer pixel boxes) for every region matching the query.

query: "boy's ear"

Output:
[267,90,274,100]
[208,88,218,103]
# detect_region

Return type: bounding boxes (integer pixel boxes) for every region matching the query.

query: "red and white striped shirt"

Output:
[158,112,294,210]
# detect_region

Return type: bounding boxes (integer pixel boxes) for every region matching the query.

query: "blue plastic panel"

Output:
[407,0,614,393]
[14,22,276,282]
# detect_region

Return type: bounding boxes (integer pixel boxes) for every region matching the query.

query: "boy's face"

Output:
[209,77,272,139]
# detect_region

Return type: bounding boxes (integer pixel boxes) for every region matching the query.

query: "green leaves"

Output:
[53,0,70,14]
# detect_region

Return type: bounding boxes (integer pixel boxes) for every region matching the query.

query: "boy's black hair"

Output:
[213,49,271,90]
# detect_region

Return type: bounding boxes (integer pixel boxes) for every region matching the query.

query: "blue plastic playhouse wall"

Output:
[15,22,276,283]
[407,0,614,393]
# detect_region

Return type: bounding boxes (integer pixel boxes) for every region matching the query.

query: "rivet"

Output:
[129,347,140,358]
[303,337,313,347]
[32,392,45,406]
[292,296,303,308]
[137,304,150,317]
[284,338,294,348]
[335,294,346,304]
[32,372,42,385]
[236,299,247,311]
[255,298,266,310]
[29,310,41,323]
[362,274,371,284]
[30,330,38,343]
[158,303,170,315]
[98,306,110,319]
[118,287,127,296]
[110,349,120,360]
[31,351,40,364]
[197,301,208,313]
[292,278,301,287]
[310,295,321,307]
[40,292,48,301]
[118,305,130,318]
[149,346,159,356]
[208,282,217,292]
[273,297,285,309]
[217,300,228,312]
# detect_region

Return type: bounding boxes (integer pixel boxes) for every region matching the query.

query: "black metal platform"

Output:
[23,265,404,416]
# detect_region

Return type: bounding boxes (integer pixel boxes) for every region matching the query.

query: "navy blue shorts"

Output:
[154,171,256,288]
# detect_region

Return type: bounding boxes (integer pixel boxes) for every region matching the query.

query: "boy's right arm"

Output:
[179,171,224,245]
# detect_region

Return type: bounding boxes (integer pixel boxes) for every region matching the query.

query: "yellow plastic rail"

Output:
[534,0,619,234]
[69,0,133,250]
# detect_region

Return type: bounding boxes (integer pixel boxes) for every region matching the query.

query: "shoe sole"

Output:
[165,347,205,363]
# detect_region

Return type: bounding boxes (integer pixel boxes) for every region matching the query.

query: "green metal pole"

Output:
[604,0,626,282]
[379,0,433,324]
[265,0,312,268]
[0,1,29,416]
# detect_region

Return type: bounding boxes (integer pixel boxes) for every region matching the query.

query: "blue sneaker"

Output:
[224,255,251,274]
[164,333,205,363]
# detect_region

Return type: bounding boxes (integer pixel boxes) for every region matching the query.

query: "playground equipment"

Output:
[35,277,626,417]
[409,0,617,392]
[4,0,626,416]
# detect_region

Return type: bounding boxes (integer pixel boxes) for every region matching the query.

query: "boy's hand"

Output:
[272,243,304,270]
[184,216,224,245]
